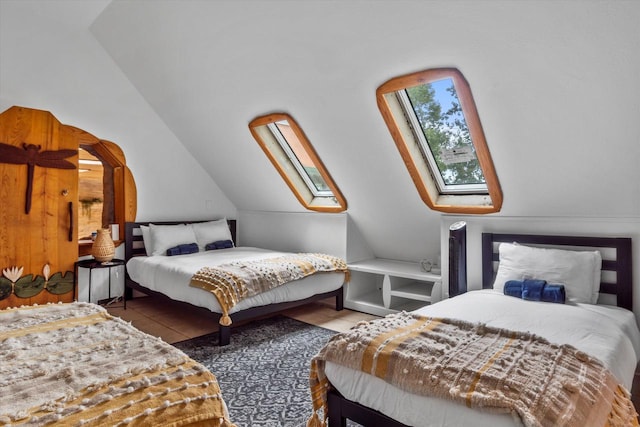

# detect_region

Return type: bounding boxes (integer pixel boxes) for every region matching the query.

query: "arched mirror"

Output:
[71,126,137,256]
[78,147,105,240]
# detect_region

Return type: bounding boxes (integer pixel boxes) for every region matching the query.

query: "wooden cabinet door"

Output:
[0,106,78,307]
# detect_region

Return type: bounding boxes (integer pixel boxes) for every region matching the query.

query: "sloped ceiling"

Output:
[0,0,238,222]
[88,1,639,259]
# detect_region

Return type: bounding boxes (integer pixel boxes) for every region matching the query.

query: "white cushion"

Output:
[191,219,233,251]
[149,223,198,256]
[493,242,602,304]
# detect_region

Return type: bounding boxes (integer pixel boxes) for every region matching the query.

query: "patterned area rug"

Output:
[174,315,338,427]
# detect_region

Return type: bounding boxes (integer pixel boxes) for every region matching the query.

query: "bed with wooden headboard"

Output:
[318,232,638,427]
[124,220,345,346]
[481,232,633,309]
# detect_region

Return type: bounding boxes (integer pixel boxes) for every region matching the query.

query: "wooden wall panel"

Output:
[0,106,78,307]
[1,106,137,307]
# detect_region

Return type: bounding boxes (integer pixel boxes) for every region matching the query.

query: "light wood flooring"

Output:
[105,295,378,344]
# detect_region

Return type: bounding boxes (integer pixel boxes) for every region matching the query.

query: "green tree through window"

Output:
[405,79,484,188]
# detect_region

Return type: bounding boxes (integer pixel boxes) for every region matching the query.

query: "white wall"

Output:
[0,0,237,222]
[237,210,380,262]
[238,210,347,257]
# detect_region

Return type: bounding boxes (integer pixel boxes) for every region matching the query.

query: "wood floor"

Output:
[105,295,378,344]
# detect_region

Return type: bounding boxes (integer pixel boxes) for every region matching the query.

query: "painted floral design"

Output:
[2,266,23,283]
[0,264,73,300]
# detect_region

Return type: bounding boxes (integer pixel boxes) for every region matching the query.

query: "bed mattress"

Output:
[126,247,345,314]
[325,290,640,427]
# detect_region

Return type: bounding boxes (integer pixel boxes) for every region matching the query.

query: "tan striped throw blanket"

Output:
[190,253,349,326]
[0,302,235,427]
[308,312,639,427]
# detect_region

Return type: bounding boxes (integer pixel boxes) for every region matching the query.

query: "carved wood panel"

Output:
[0,106,78,307]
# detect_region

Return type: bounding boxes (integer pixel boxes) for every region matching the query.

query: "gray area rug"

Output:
[174,315,338,427]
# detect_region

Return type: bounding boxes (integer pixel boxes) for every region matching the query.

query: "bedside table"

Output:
[346,258,442,316]
[75,258,125,304]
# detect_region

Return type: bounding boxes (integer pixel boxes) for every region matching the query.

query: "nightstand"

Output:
[346,258,442,316]
[75,258,125,304]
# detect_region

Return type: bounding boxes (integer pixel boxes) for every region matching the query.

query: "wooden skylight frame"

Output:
[377,68,503,214]
[249,113,347,213]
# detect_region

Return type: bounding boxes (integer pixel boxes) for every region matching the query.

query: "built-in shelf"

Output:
[345,258,442,316]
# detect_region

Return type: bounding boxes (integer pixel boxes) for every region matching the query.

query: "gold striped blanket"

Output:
[190,253,349,326]
[0,302,235,427]
[308,312,639,427]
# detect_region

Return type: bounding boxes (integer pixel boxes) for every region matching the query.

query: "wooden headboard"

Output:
[124,220,237,261]
[481,233,633,310]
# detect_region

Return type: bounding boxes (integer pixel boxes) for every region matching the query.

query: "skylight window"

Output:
[249,113,346,212]
[267,120,332,197]
[377,68,502,214]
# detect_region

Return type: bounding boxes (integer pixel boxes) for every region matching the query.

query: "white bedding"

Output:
[325,289,640,427]
[126,246,345,314]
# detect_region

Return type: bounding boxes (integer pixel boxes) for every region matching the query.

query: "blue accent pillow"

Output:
[504,279,566,304]
[205,240,234,251]
[166,242,199,256]
[540,284,566,304]
[522,279,546,301]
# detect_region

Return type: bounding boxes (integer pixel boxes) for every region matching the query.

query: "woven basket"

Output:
[92,229,115,262]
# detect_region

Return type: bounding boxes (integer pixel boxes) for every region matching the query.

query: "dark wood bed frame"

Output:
[123,220,344,346]
[327,232,633,427]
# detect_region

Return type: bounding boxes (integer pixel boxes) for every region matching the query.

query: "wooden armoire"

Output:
[0,106,136,308]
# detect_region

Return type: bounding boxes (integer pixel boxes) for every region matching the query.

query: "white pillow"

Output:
[149,223,198,256]
[140,225,152,256]
[492,242,602,304]
[191,219,233,251]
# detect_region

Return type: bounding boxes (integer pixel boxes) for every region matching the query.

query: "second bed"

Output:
[312,232,640,427]
[125,219,347,345]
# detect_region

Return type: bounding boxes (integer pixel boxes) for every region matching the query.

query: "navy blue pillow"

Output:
[205,240,234,251]
[504,279,566,304]
[166,242,199,256]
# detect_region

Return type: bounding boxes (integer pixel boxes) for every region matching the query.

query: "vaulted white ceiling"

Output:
[90,0,640,258]
[2,0,639,262]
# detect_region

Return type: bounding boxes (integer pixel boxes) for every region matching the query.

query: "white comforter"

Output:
[325,289,640,427]
[126,247,345,314]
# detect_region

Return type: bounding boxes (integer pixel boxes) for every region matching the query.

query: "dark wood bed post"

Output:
[219,325,232,347]
[327,388,408,427]
[617,237,633,311]
[335,287,344,311]
[481,232,496,288]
